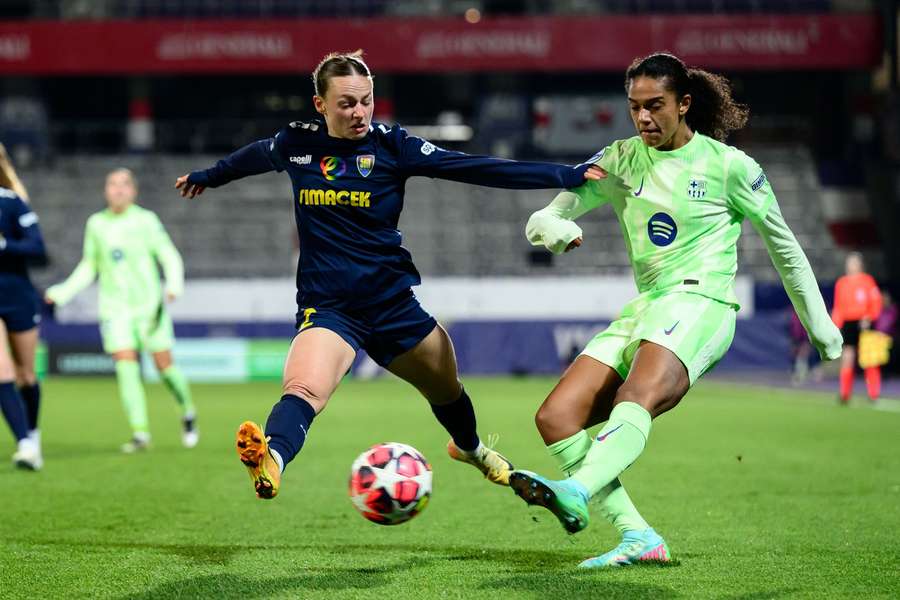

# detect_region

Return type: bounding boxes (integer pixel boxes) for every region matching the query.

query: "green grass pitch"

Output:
[1,376,898,599]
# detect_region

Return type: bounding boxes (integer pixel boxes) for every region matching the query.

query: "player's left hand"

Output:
[583,165,607,181]
[175,174,205,199]
[165,291,177,302]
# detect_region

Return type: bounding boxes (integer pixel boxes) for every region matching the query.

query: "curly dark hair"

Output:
[312,50,372,98]
[625,52,749,141]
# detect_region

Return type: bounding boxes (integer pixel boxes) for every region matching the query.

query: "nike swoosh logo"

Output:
[634,177,644,197]
[664,321,680,335]
[597,424,623,442]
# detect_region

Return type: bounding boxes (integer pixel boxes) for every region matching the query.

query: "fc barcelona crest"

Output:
[687,178,707,199]
[357,154,375,178]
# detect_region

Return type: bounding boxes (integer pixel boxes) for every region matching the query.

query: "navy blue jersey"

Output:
[189,120,587,309]
[0,187,46,304]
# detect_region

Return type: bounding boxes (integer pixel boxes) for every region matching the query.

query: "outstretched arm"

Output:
[751,201,843,360]
[176,138,284,198]
[45,221,98,306]
[399,133,602,189]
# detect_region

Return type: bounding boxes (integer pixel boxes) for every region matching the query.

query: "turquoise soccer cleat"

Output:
[509,470,590,534]
[578,528,671,568]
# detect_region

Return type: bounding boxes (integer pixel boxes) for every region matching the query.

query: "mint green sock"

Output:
[596,479,650,534]
[547,429,592,475]
[115,360,148,434]
[161,365,194,417]
[570,402,652,497]
[548,428,650,533]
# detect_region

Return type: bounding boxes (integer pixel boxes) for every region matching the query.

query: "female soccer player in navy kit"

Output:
[0,144,46,470]
[176,51,602,499]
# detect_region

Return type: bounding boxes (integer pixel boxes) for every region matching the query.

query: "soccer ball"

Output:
[348,442,432,525]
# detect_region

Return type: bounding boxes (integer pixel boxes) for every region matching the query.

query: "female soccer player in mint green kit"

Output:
[46,169,197,453]
[510,53,843,568]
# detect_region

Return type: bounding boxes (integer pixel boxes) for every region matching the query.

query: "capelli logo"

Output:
[290,155,312,165]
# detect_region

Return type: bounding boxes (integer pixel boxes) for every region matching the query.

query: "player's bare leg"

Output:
[9,327,42,460]
[534,355,622,445]
[1,321,39,470]
[512,343,683,564]
[238,327,354,499]
[388,324,514,485]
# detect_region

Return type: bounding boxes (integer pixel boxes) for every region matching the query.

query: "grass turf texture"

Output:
[1,377,897,599]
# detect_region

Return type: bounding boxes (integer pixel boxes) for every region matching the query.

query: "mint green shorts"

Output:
[100,309,175,354]
[581,291,737,385]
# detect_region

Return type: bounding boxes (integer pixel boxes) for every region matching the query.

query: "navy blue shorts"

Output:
[0,290,40,333]
[295,289,437,367]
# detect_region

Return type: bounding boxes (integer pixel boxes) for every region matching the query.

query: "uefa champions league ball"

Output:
[348,442,432,525]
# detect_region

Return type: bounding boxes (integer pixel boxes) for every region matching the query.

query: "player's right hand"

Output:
[175,174,205,199]
[565,237,582,252]
[43,293,54,305]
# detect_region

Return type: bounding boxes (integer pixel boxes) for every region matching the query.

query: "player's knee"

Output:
[153,354,172,371]
[534,404,572,443]
[534,404,553,433]
[0,359,15,382]
[282,379,328,413]
[14,365,36,387]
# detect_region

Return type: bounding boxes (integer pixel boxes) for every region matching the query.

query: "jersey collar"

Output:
[647,131,702,162]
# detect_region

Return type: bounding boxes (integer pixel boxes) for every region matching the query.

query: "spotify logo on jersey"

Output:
[647,212,677,246]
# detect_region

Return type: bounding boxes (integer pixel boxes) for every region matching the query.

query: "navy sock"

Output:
[264,394,316,471]
[19,382,40,431]
[0,382,29,441]
[430,389,479,452]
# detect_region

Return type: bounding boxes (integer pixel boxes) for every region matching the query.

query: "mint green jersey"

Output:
[561,133,774,307]
[527,131,844,361]
[47,204,183,320]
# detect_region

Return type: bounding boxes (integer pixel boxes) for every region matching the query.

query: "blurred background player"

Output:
[176,51,601,500]
[511,53,843,568]
[45,168,197,452]
[0,143,45,470]
[831,252,883,403]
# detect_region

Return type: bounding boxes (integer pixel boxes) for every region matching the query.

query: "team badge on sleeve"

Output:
[751,172,767,192]
[19,212,38,227]
[356,155,375,178]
